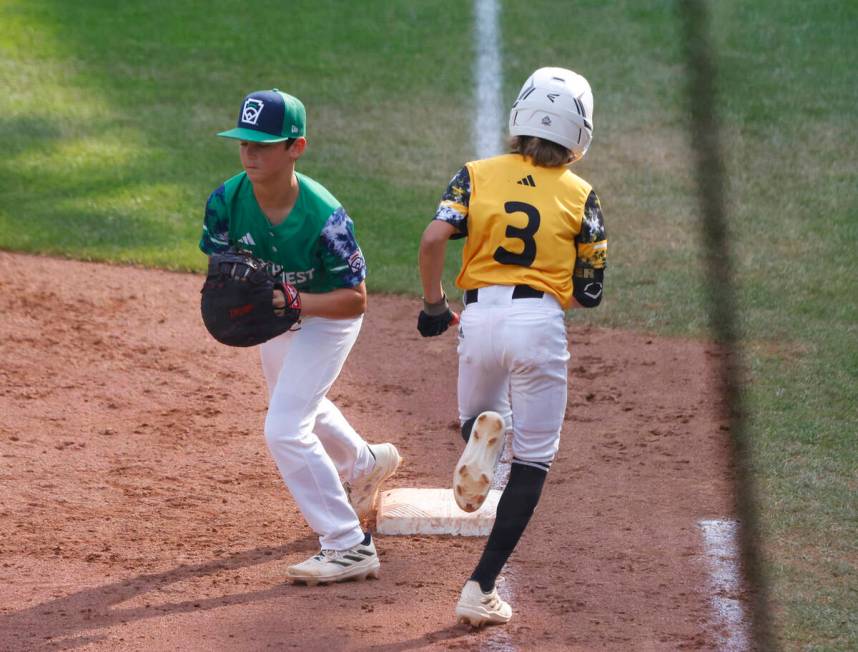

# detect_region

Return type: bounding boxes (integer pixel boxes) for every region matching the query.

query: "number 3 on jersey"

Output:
[493,201,540,267]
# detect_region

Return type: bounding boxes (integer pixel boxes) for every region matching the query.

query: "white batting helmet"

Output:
[509,67,594,162]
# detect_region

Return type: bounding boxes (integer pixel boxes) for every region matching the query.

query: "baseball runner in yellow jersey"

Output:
[418,68,607,626]
[200,89,401,586]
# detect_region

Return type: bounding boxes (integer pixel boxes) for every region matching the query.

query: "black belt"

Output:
[463,285,544,305]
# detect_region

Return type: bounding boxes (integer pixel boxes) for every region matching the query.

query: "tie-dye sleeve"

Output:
[199,184,231,254]
[574,190,607,270]
[433,166,471,236]
[572,190,607,307]
[319,206,367,289]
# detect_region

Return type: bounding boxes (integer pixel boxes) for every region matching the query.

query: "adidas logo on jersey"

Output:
[517,175,536,187]
[238,232,256,246]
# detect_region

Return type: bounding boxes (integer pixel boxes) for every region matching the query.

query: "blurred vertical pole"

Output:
[676,1,774,649]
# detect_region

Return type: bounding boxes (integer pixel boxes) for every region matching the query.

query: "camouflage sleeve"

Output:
[199,185,231,254]
[319,206,367,289]
[433,166,471,238]
[573,190,607,308]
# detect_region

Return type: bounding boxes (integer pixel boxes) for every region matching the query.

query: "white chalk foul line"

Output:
[469,8,517,648]
[473,0,503,159]
[698,519,751,651]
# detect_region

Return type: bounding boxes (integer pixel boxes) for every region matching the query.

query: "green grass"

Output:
[0,0,472,283]
[709,3,858,648]
[1,1,856,648]
[506,4,857,645]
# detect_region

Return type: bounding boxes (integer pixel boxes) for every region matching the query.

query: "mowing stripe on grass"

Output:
[472,0,503,158]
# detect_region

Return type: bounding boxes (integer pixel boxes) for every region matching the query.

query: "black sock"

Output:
[461,416,477,443]
[470,462,547,593]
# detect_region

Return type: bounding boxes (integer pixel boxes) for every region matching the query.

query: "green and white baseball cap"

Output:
[218,89,306,143]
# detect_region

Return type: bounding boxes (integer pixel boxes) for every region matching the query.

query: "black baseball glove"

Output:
[200,249,301,347]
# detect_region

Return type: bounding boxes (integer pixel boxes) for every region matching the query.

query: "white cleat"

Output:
[287,534,380,586]
[453,411,505,512]
[455,580,512,627]
[347,443,402,520]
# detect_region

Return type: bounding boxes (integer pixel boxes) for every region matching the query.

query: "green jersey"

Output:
[199,171,367,293]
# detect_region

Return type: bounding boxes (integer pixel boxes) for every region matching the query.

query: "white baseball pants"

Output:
[260,315,373,550]
[457,285,570,464]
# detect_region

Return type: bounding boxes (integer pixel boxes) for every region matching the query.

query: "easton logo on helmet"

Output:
[541,116,552,126]
[241,99,264,125]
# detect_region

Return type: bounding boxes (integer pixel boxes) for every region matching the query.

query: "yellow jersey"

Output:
[434,154,607,309]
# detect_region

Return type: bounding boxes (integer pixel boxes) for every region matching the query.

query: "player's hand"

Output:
[273,287,285,313]
[272,283,300,317]
[417,306,459,337]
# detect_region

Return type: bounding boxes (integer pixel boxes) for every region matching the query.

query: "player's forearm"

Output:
[301,283,367,319]
[419,247,446,303]
[419,222,454,303]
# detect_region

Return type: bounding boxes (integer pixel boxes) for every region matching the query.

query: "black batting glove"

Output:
[417,295,458,337]
[418,309,455,337]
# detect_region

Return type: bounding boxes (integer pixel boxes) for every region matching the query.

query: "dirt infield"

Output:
[0,251,740,651]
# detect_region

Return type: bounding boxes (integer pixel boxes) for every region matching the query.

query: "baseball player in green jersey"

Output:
[200,89,401,585]
[417,68,607,626]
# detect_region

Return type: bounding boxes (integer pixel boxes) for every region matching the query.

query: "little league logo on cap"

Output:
[241,98,264,125]
[218,89,306,143]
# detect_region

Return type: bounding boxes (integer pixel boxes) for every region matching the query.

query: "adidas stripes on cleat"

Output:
[453,411,505,512]
[286,533,380,586]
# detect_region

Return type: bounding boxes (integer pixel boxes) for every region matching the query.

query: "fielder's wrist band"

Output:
[422,294,450,316]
